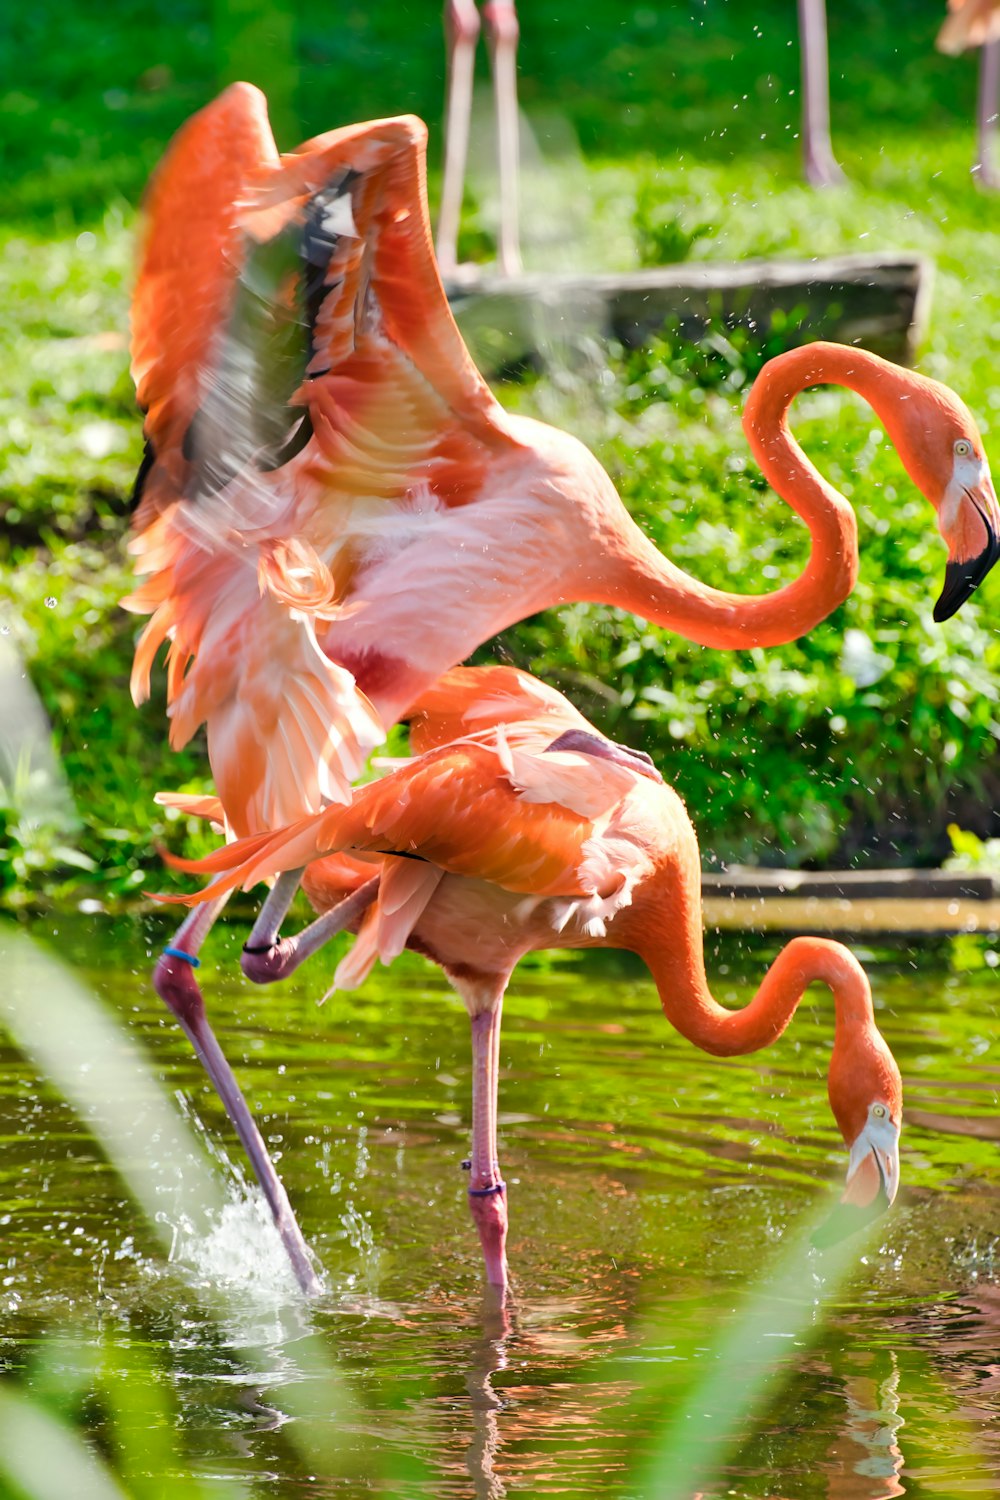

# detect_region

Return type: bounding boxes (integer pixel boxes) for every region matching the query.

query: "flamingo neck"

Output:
[599,342,921,649]
[634,897,876,1060]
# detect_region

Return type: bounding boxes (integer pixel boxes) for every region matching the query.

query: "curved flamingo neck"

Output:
[633,903,901,1149]
[600,342,922,650]
[618,846,877,1060]
[638,928,876,1059]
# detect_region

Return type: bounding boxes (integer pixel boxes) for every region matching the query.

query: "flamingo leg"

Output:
[438,0,481,275]
[242,869,304,951]
[241,875,381,984]
[467,997,508,1289]
[978,38,1000,190]
[797,0,845,187]
[153,881,321,1295]
[483,0,522,275]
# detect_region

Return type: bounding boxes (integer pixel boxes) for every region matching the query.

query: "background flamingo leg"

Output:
[797,0,845,187]
[466,997,509,1290]
[438,0,481,274]
[153,882,321,1295]
[978,39,1000,189]
[483,0,523,275]
[241,875,381,984]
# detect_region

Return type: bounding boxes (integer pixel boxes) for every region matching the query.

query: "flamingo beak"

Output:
[933,478,1000,621]
[811,1110,900,1250]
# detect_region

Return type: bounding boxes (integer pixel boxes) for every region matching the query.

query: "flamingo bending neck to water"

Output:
[159,667,903,1295]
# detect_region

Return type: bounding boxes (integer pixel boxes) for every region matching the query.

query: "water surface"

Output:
[2,913,999,1498]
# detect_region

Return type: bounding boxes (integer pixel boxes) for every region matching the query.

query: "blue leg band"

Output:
[163,946,201,968]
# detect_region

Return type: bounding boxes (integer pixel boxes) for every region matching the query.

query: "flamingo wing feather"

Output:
[126,89,513,833]
[405,665,593,752]
[160,734,632,905]
[130,81,281,515]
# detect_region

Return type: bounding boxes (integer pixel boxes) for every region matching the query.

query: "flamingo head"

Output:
[877,375,1000,620]
[812,1025,902,1249]
[932,431,1000,620]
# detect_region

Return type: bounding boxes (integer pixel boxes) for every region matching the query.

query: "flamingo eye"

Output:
[872,1103,887,1119]
[954,439,973,458]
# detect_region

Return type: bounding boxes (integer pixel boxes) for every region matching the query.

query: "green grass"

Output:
[3,0,1000,902]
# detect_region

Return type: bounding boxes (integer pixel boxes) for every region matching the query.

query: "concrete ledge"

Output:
[446,253,933,375]
[699,867,1000,935]
[702,894,1000,936]
[701,867,997,902]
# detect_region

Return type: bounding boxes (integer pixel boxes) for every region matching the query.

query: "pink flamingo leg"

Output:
[438,0,481,275]
[154,882,321,1296]
[240,874,381,984]
[798,0,845,187]
[978,38,1000,190]
[154,882,322,1296]
[483,0,522,275]
[467,999,509,1290]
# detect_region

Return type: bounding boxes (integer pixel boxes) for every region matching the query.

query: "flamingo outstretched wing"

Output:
[125,85,504,834]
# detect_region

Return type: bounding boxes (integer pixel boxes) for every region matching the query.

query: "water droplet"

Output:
[44,597,56,609]
[0,625,8,636]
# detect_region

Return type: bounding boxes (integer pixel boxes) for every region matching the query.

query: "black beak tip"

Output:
[932,586,964,624]
[934,525,1000,623]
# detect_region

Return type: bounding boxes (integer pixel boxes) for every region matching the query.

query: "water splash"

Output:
[166,1188,318,1304]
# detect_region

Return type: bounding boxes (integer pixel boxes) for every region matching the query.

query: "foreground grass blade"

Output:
[634,1203,899,1497]
[1,922,228,1242]
[0,1384,131,1500]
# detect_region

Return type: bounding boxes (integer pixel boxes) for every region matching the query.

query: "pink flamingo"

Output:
[938,0,1000,188]
[799,0,846,187]
[127,87,999,861]
[800,0,1000,188]
[160,666,903,1294]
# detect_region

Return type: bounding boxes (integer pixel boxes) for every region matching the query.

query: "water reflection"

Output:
[821,1359,906,1500]
[465,1292,509,1500]
[2,915,1000,1496]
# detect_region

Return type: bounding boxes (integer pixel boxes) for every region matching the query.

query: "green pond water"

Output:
[2,911,1000,1498]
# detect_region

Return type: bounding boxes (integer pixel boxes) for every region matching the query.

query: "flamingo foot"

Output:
[468,1183,509,1289]
[240,876,379,987]
[804,149,846,188]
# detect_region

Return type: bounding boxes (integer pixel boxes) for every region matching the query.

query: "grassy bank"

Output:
[2,0,1000,905]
